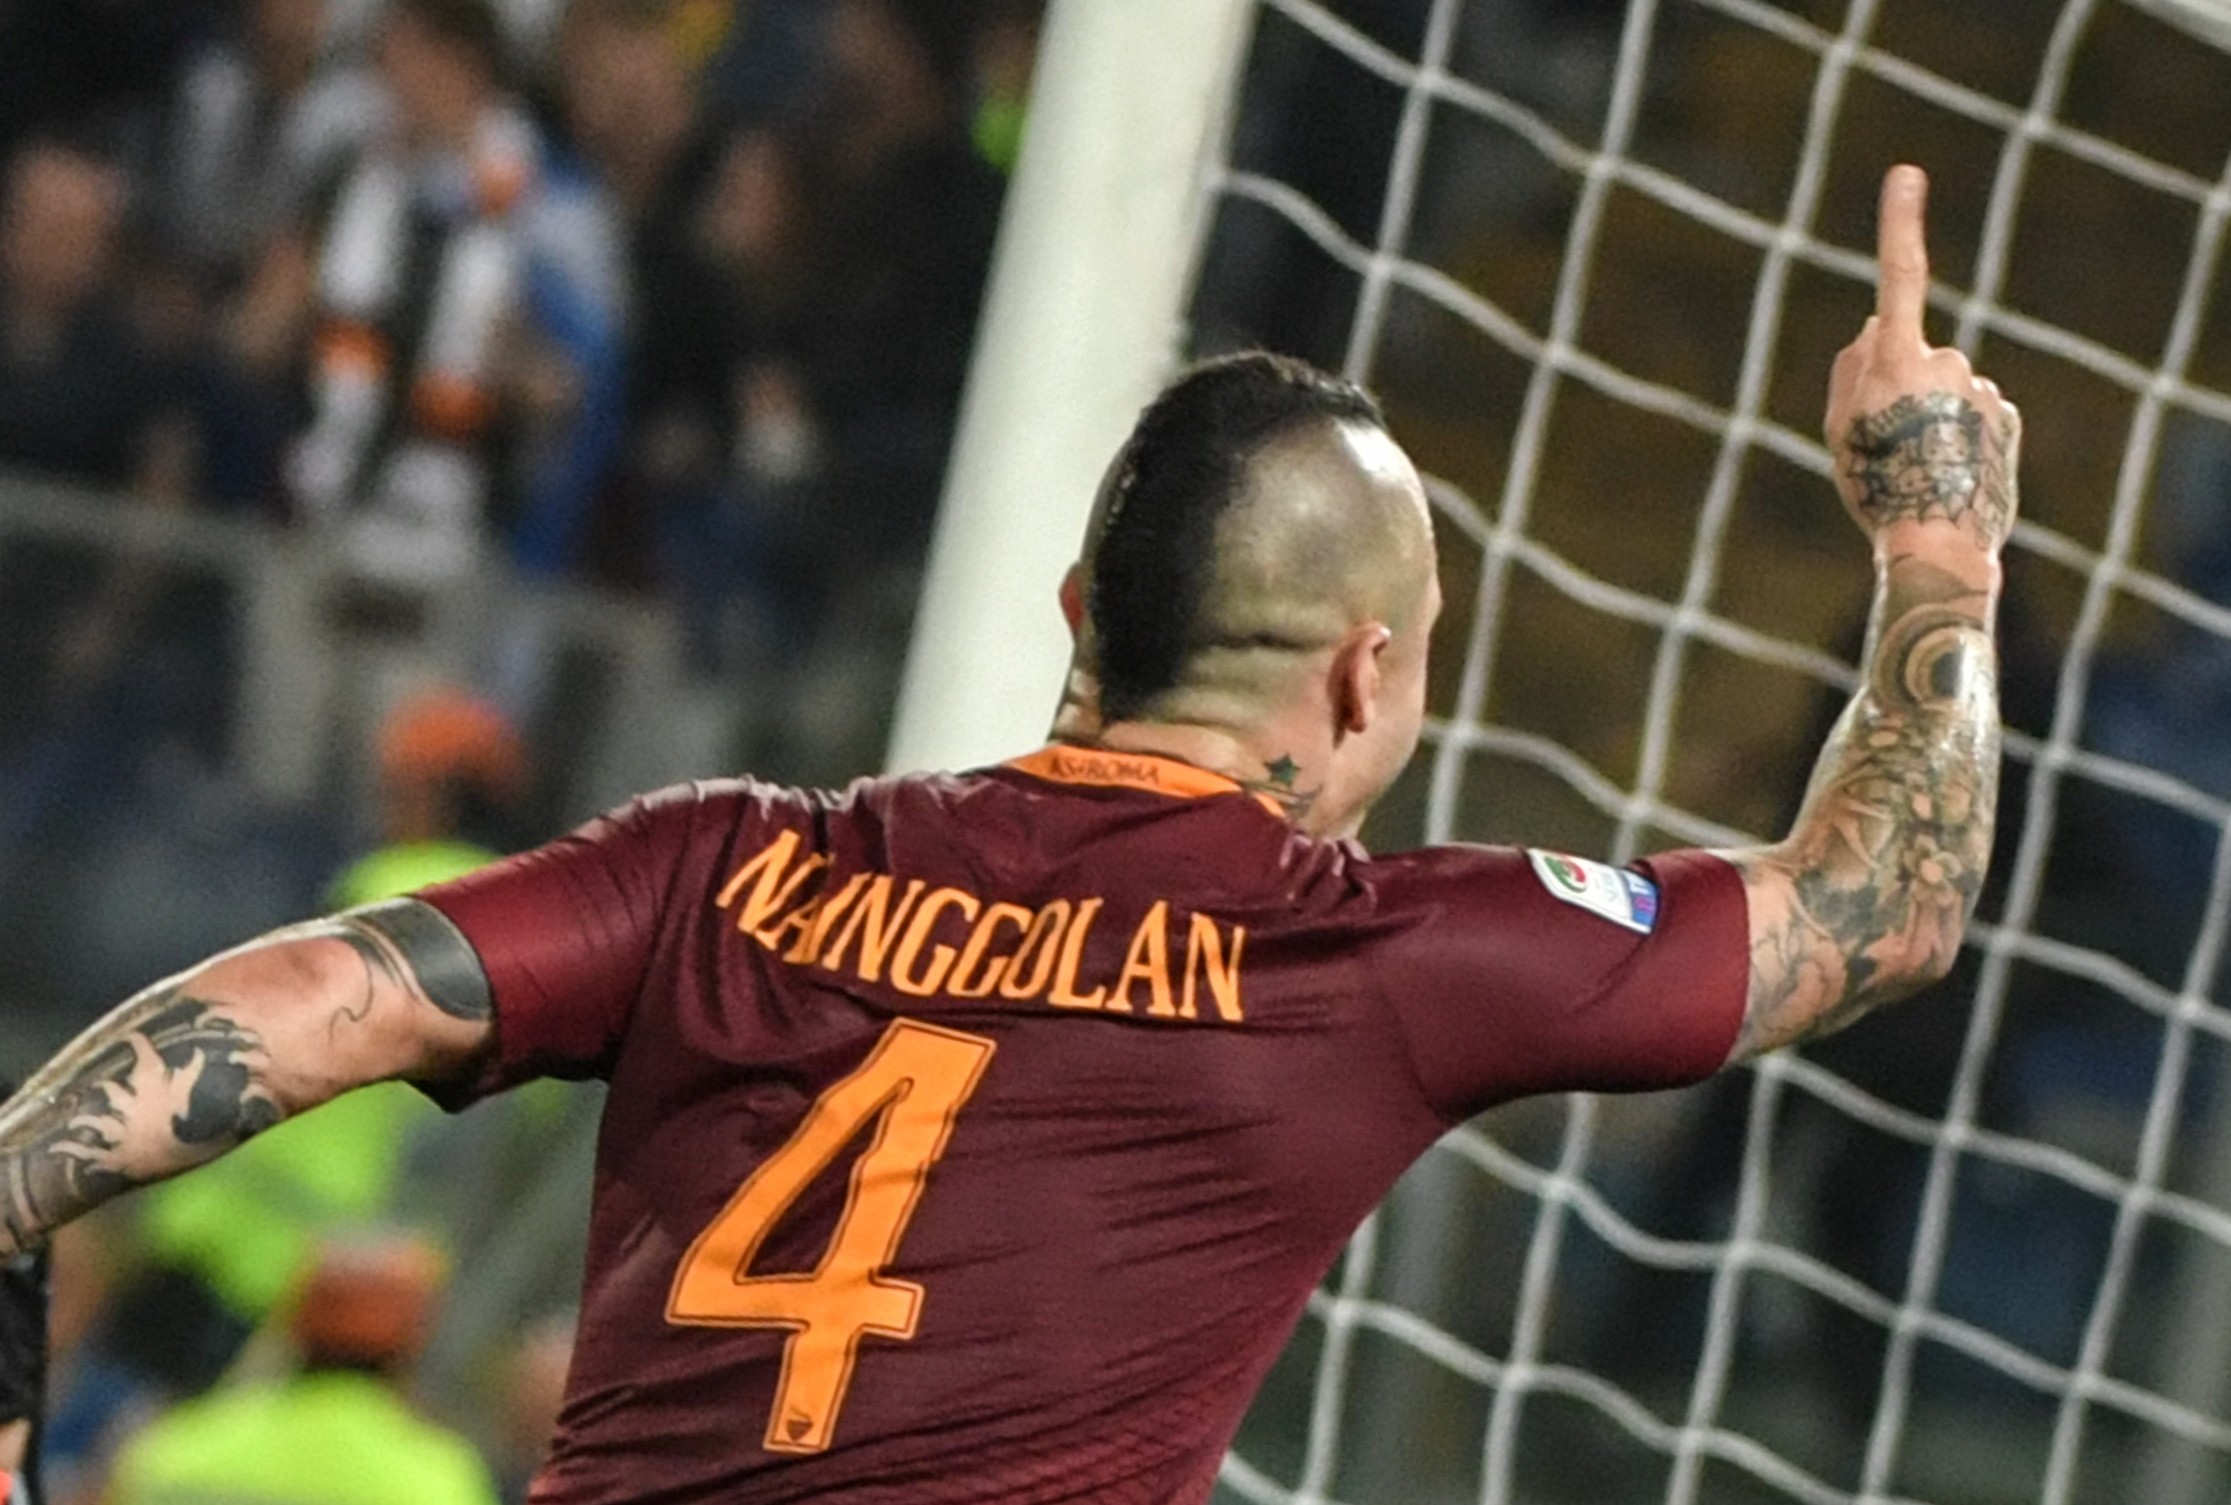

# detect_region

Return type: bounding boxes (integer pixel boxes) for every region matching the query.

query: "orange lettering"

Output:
[890,888,982,997]
[1183,914,1245,1022]
[822,876,927,983]
[785,872,872,965]
[998,901,1071,1001]
[717,832,808,934]
[948,903,1033,999]
[1113,900,1175,1016]
[1048,898,1108,1011]
[751,856,830,949]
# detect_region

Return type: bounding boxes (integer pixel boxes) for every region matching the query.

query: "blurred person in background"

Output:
[152,0,385,513]
[554,0,836,689]
[0,142,187,497]
[157,0,383,294]
[554,0,733,600]
[799,0,1002,578]
[0,137,216,846]
[332,686,527,907]
[38,692,523,1490]
[733,0,1003,770]
[640,119,827,685]
[642,0,1007,768]
[289,0,623,591]
[105,1235,498,1505]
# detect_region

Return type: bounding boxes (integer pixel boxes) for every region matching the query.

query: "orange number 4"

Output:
[666,1018,998,1454]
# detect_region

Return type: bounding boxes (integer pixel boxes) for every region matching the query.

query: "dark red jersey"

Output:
[420,746,1748,1504]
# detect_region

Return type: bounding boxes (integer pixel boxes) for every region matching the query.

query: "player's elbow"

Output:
[1854,880,1976,1010]
[1729,846,1975,1058]
[187,935,424,1114]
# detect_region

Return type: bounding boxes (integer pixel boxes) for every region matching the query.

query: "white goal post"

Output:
[885,0,1258,776]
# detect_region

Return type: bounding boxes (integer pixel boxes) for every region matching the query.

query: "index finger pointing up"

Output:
[1875,164,1931,336]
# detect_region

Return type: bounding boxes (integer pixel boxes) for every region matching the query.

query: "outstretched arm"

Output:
[1721,165,2019,1061]
[0,900,493,1259]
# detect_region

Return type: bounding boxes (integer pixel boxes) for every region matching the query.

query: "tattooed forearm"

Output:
[0,985,281,1257]
[1843,392,2018,547]
[1732,551,2001,1056]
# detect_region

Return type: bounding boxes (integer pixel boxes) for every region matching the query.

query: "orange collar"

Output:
[1005,745,1287,817]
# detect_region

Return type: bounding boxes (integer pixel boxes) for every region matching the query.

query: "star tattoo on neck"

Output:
[1264,755,1301,788]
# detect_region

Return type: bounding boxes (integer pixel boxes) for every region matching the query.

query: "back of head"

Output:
[287,1234,447,1378]
[379,686,524,794]
[376,684,525,846]
[1087,351,1424,726]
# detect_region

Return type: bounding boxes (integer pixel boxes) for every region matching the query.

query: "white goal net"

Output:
[1177,1,2231,1502]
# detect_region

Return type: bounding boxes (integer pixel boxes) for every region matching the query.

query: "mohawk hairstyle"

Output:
[1089,351,1385,722]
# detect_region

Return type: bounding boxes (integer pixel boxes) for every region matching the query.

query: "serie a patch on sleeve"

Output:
[1526,850,1660,934]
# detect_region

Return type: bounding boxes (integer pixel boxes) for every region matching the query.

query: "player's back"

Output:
[423,745,1747,1503]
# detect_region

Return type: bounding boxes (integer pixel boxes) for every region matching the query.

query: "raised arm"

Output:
[1721,165,2018,1061]
[0,900,493,1259]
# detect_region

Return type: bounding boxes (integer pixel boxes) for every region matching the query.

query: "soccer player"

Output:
[0,165,2012,1501]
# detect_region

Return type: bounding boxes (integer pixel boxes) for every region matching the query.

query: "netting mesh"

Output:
[1184,2,2231,1501]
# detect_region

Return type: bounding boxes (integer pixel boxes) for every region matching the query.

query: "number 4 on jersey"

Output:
[666,1018,998,1454]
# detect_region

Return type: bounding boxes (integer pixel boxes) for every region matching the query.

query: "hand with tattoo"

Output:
[1724,166,2015,1058]
[1825,168,2021,557]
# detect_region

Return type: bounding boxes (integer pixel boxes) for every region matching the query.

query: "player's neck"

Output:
[1084,719,1333,829]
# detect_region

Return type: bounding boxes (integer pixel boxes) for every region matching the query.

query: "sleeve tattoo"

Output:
[0,899,490,1258]
[0,991,282,1261]
[327,899,494,1026]
[1734,394,2009,1056]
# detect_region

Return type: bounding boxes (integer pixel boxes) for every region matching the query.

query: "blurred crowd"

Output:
[0,0,1035,831]
[0,0,1040,1496]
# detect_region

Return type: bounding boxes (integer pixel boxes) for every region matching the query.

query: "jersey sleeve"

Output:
[414,785,712,1106]
[1372,846,1750,1123]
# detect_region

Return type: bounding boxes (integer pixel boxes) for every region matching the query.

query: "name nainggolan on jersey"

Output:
[714,830,1248,1022]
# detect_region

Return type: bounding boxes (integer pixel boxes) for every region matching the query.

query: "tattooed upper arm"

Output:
[279,899,496,1089]
[327,899,493,1024]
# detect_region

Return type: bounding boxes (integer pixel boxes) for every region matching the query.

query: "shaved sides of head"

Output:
[1087,352,1433,726]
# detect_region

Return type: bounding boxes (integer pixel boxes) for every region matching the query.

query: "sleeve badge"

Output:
[1526,850,1660,934]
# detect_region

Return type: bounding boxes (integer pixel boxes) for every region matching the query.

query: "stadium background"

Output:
[3,0,2231,1500]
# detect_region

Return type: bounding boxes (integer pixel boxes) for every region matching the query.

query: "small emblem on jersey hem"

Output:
[1526,850,1659,934]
